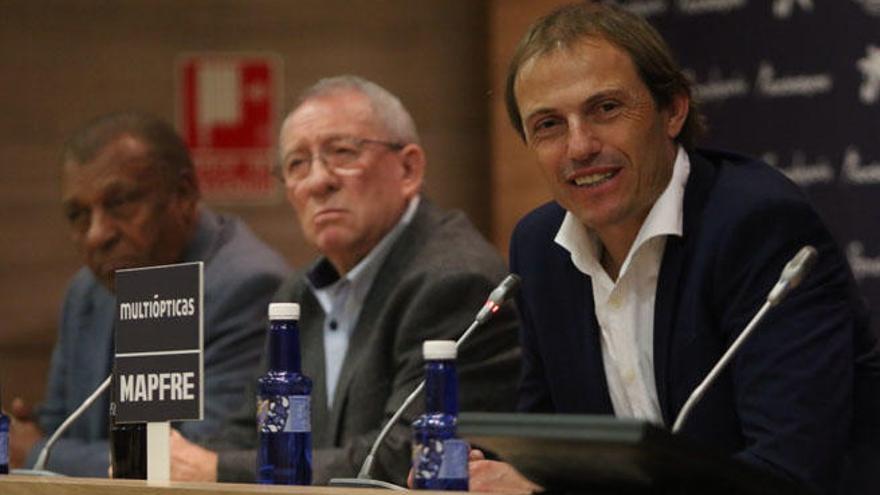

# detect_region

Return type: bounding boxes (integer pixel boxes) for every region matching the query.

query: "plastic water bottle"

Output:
[0,384,9,475]
[257,302,312,484]
[412,340,469,490]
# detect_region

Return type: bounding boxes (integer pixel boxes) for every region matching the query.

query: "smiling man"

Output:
[468,3,879,495]
[8,112,290,476]
[169,76,520,486]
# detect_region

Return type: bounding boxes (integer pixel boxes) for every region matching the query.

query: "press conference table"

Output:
[0,476,479,495]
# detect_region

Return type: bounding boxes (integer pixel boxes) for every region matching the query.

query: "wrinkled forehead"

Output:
[279,90,383,149]
[62,137,164,197]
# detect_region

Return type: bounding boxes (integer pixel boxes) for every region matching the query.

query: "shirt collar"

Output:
[306,195,420,292]
[554,146,690,278]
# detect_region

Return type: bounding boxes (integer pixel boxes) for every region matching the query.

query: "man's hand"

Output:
[407,448,542,494]
[169,429,219,482]
[469,449,543,494]
[8,397,43,468]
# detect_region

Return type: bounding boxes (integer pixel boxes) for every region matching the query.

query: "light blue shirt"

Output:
[306,196,420,408]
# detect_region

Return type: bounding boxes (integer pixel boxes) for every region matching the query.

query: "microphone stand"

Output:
[672,246,818,433]
[12,374,112,476]
[330,274,521,490]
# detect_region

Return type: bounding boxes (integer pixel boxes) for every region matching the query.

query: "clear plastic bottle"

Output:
[257,302,312,484]
[0,384,9,475]
[412,340,469,490]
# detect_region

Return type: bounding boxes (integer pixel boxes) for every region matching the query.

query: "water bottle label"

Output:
[0,431,8,464]
[438,439,468,479]
[413,437,469,481]
[257,395,311,433]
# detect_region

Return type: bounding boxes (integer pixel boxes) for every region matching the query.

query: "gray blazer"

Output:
[29,208,291,476]
[218,199,521,485]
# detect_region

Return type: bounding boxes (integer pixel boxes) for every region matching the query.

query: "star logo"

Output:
[858,45,880,104]
[772,0,813,18]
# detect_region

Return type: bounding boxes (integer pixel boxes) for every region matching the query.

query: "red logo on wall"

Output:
[177,54,282,202]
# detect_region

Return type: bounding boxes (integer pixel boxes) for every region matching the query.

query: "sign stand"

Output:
[147,422,171,482]
[114,261,204,481]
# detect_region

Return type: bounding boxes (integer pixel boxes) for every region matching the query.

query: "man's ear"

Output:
[666,92,690,140]
[398,144,426,197]
[174,168,201,217]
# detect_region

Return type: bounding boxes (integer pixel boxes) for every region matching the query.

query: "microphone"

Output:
[475,274,521,325]
[671,246,818,434]
[767,245,818,305]
[12,374,112,476]
[329,274,521,490]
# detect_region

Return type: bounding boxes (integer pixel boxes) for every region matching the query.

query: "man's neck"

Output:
[596,220,642,281]
[326,195,420,278]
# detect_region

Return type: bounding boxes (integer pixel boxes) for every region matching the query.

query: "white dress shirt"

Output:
[307,196,420,408]
[554,148,690,424]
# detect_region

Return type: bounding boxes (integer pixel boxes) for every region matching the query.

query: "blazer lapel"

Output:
[653,151,716,425]
[89,286,116,439]
[574,272,615,413]
[654,235,686,425]
[298,289,331,447]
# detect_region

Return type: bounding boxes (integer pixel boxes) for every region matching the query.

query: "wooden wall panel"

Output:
[0,0,489,408]
[488,0,572,253]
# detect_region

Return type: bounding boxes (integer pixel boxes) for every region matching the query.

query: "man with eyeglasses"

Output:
[169,75,521,486]
[8,112,291,476]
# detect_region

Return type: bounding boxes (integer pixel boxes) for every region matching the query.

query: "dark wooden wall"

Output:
[0,0,494,408]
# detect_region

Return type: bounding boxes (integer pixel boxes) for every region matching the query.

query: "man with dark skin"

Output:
[9,113,289,476]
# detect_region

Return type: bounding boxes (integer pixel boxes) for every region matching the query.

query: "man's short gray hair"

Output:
[294,75,421,145]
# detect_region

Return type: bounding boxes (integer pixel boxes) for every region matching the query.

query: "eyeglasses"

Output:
[279,135,405,183]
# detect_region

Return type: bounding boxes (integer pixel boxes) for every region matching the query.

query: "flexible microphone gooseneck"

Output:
[671,246,818,434]
[329,274,522,490]
[35,374,113,472]
[11,374,113,476]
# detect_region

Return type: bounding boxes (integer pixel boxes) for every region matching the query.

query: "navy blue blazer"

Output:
[510,149,879,495]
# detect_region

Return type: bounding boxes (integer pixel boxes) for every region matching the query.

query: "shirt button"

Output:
[608,293,622,309]
[623,368,636,384]
[328,320,338,331]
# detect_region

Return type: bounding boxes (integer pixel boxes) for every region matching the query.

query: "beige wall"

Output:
[0,0,574,412]
[488,0,572,254]
[0,0,493,408]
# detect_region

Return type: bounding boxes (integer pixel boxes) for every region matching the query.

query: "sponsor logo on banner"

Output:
[852,0,880,15]
[842,147,880,184]
[763,151,835,187]
[857,45,880,104]
[848,242,880,281]
[618,0,669,17]
[772,0,813,18]
[755,61,833,97]
[685,68,750,102]
[676,0,746,15]
[177,53,282,203]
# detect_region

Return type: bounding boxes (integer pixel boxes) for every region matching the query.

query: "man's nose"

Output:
[566,119,601,162]
[300,156,340,195]
[83,208,118,250]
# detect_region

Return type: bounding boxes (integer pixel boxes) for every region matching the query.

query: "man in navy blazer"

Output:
[468,3,879,495]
